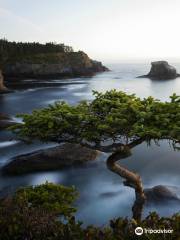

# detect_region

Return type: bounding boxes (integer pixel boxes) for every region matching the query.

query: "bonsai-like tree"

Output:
[12,90,180,221]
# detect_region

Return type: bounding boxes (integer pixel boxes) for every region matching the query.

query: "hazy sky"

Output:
[0,0,180,62]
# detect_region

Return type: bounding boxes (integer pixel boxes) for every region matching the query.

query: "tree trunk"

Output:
[106,145,146,222]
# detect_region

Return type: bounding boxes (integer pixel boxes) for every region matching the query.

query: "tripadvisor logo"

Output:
[135,227,173,235]
[135,227,143,235]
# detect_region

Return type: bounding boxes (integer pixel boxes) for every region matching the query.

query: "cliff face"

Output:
[0,70,7,91]
[3,51,108,79]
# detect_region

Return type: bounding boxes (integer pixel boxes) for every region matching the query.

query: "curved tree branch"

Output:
[106,145,146,221]
[128,138,145,148]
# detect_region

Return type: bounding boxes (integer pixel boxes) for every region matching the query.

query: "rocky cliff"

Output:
[3,51,108,79]
[0,69,8,92]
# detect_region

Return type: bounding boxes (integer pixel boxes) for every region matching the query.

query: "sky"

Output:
[0,0,180,63]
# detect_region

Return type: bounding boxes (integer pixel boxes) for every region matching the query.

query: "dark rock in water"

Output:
[0,113,11,120]
[2,143,100,175]
[100,190,122,198]
[138,61,180,80]
[0,120,17,130]
[144,185,180,204]
[0,113,18,130]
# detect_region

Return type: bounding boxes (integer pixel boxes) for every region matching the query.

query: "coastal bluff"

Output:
[0,70,5,90]
[3,52,108,79]
[0,40,108,79]
[0,69,10,93]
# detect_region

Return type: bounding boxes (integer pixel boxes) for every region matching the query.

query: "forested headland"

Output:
[0,39,73,65]
[0,39,108,80]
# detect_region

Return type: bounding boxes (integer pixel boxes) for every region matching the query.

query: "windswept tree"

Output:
[12,90,180,221]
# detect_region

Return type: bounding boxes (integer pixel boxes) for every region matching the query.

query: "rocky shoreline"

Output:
[2,52,108,80]
[0,69,11,93]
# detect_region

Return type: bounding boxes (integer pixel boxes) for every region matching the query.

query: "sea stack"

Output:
[138,61,180,80]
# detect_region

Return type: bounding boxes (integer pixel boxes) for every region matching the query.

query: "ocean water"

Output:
[0,63,180,225]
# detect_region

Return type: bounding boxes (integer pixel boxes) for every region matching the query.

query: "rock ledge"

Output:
[2,143,100,175]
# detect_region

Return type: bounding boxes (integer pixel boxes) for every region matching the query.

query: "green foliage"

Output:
[0,183,78,240]
[14,182,78,218]
[0,39,74,66]
[0,183,179,240]
[12,90,180,148]
[12,100,89,143]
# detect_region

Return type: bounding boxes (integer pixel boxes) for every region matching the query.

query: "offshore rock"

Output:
[138,61,180,80]
[144,185,180,204]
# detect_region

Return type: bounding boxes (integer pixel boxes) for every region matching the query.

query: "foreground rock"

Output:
[3,51,109,79]
[100,185,180,204]
[144,185,180,204]
[138,61,180,80]
[2,143,100,175]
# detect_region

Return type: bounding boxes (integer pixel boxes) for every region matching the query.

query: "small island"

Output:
[138,61,180,80]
